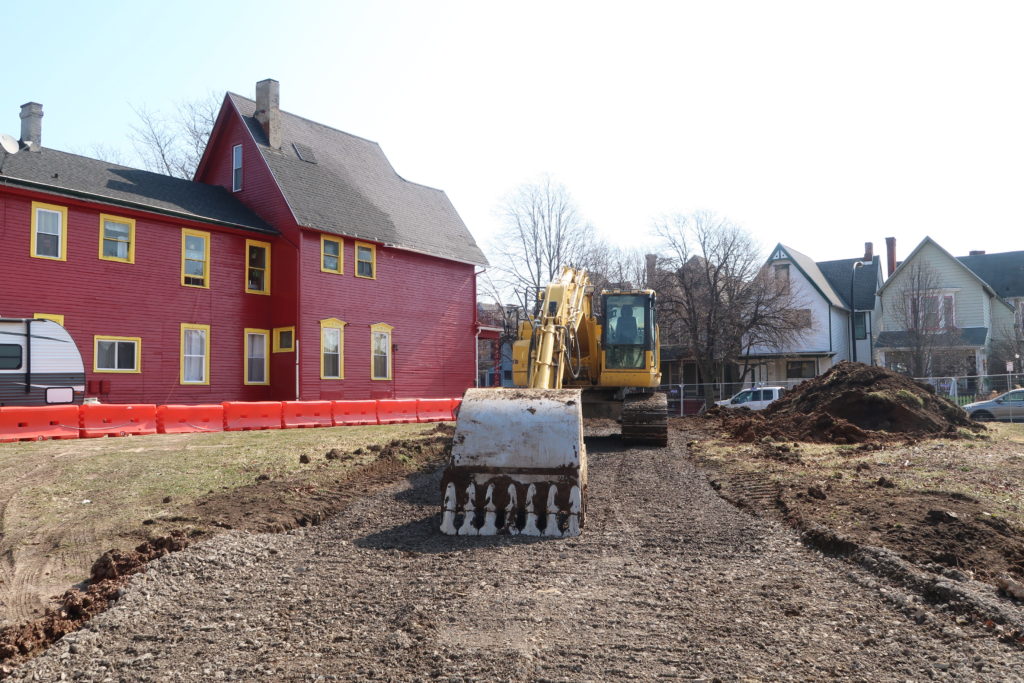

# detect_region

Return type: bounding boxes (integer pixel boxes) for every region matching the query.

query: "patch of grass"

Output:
[0,423,445,617]
[895,389,924,408]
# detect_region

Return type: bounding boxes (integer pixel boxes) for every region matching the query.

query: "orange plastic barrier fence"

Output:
[222,401,283,431]
[416,398,454,423]
[332,400,379,426]
[0,405,80,442]
[282,401,334,429]
[156,404,225,434]
[376,399,419,424]
[80,403,158,438]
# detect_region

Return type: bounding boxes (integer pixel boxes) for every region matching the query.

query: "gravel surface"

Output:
[9,426,1024,681]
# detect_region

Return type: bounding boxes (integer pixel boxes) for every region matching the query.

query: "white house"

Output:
[742,242,883,385]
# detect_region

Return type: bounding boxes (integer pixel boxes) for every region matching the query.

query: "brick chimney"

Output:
[19,102,42,152]
[863,242,873,262]
[254,79,281,149]
[969,250,986,256]
[645,253,658,288]
[885,237,896,277]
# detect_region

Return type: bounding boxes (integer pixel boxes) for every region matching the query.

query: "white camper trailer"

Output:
[0,319,85,406]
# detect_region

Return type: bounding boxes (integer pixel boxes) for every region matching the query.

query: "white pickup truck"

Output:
[716,386,786,411]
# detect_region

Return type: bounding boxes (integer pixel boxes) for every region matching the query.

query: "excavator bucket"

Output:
[440,387,586,537]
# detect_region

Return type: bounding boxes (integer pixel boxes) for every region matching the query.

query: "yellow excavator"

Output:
[440,267,666,537]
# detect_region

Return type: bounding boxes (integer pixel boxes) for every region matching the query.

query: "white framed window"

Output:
[94,336,141,373]
[232,144,243,192]
[31,201,68,261]
[245,328,269,385]
[180,323,210,385]
[910,292,955,330]
[371,323,393,380]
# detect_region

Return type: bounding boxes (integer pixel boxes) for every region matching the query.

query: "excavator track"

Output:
[621,392,669,446]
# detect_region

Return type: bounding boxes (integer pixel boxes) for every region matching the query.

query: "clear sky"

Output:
[3,1,1022,264]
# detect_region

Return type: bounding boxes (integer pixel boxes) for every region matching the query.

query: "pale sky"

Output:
[3,1,1023,265]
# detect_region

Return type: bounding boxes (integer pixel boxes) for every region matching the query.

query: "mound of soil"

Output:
[723,362,980,444]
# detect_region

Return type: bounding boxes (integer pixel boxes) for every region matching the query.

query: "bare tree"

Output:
[586,243,649,292]
[652,211,805,408]
[989,318,1024,385]
[887,262,967,377]
[490,176,601,311]
[129,93,221,179]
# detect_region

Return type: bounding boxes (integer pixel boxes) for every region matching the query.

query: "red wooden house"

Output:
[0,80,486,405]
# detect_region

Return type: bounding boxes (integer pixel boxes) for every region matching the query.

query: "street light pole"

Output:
[850,261,864,363]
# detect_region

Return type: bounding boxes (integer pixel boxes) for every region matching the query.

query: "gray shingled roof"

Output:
[957,250,1024,299]
[227,94,487,266]
[876,327,988,349]
[0,148,273,233]
[817,256,881,310]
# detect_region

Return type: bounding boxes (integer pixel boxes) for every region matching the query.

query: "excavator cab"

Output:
[601,291,658,375]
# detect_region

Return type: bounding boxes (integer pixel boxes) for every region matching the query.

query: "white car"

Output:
[716,386,786,411]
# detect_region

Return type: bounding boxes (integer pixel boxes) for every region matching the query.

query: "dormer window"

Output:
[232,144,243,192]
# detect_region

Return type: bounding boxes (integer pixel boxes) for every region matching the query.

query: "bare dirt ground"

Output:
[6,421,1024,681]
[0,423,446,631]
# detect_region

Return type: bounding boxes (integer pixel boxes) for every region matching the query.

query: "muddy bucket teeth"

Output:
[440,388,587,537]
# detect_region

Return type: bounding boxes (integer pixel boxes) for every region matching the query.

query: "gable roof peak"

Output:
[219,87,486,266]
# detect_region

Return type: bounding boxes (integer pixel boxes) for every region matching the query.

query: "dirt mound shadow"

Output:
[719,362,982,444]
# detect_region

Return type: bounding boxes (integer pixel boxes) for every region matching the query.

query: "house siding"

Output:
[0,188,274,404]
[198,103,298,241]
[748,259,831,355]
[296,230,476,401]
[881,241,986,331]
[828,306,846,365]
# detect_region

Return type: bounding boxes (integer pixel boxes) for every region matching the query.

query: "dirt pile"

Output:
[722,362,980,444]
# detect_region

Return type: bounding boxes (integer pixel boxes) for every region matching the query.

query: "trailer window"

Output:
[0,344,21,370]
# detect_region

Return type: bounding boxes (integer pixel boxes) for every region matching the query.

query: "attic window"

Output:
[232,145,243,191]
[293,143,318,164]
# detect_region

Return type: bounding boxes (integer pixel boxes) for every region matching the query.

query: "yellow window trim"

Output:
[244,238,272,295]
[33,313,65,326]
[30,201,68,261]
[321,235,343,274]
[181,228,211,289]
[98,213,136,264]
[370,322,393,380]
[244,328,270,385]
[93,335,142,374]
[355,241,376,279]
[319,318,346,380]
[273,326,296,353]
[179,323,211,385]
